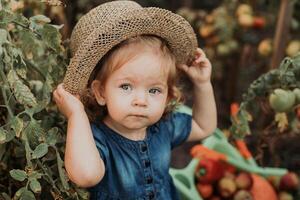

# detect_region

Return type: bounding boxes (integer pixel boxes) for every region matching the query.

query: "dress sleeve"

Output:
[90,123,108,166]
[161,112,192,149]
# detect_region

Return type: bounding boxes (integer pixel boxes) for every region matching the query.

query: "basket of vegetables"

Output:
[169,128,299,200]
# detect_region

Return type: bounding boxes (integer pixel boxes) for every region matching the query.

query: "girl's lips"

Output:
[129,114,147,118]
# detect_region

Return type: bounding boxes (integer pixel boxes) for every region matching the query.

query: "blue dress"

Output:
[88,112,192,200]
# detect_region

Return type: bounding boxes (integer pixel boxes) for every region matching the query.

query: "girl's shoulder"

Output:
[159,112,192,127]
[158,112,192,148]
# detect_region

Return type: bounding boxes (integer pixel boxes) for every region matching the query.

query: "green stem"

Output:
[1,87,13,119]
[24,139,33,168]
[0,63,14,119]
[36,160,61,194]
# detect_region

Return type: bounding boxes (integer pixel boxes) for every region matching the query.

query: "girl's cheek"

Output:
[115,94,132,105]
[151,95,168,106]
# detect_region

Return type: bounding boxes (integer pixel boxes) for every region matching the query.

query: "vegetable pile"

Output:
[194,158,300,200]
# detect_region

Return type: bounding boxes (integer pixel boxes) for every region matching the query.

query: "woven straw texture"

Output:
[63,0,198,94]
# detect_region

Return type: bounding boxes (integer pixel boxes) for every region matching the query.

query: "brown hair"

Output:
[82,35,184,122]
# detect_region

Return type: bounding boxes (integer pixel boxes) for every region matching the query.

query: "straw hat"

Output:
[63,0,198,94]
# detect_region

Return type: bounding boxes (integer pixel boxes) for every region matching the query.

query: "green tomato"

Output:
[293,88,300,104]
[217,43,231,56]
[269,89,296,112]
[29,80,43,93]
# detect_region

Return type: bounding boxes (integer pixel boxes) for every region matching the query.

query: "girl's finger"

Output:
[192,48,206,64]
[177,63,189,72]
[57,83,71,98]
[195,56,206,63]
[195,48,206,57]
[194,57,209,65]
[52,90,60,103]
[57,83,64,92]
[53,89,57,98]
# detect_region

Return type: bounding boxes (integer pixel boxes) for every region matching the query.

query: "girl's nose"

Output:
[132,91,147,107]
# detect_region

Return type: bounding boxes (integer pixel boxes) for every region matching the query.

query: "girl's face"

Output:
[93,50,169,134]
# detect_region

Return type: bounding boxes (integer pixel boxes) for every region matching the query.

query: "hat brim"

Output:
[63,7,197,94]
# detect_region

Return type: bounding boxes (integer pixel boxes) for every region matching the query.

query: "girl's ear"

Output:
[91,80,106,106]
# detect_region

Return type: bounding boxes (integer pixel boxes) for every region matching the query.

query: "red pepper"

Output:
[222,162,236,174]
[252,17,266,29]
[195,158,225,183]
[196,182,213,199]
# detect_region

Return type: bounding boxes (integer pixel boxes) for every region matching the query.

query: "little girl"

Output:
[53,1,217,199]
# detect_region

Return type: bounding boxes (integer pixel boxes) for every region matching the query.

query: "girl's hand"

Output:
[53,83,85,119]
[178,48,212,87]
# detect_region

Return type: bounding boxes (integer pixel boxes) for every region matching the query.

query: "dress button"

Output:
[141,144,147,152]
[144,160,150,168]
[146,176,153,184]
[148,191,155,199]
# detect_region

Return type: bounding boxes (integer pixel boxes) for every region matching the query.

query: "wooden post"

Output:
[270,0,294,69]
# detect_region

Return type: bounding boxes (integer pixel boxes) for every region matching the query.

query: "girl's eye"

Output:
[119,84,132,91]
[149,88,161,94]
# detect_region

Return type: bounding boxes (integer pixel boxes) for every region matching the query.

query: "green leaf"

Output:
[29,179,41,193]
[16,67,27,80]
[0,29,9,45]
[292,53,300,67]
[45,73,54,89]
[229,103,252,138]
[28,171,43,180]
[51,24,64,30]
[2,45,11,63]
[0,192,11,200]
[40,74,54,101]
[27,99,48,115]
[14,187,27,199]
[10,169,27,181]
[0,127,15,144]
[0,10,29,27]
[13,13,30,26]
[7,70,37,107]
[30,15,51,25]
[0,10,14,24]
[0,45,3,56]
[17,30,38,57]
[20,190,35,200]
[29,80,43,93]
[10,116,24,138]
[32,143,48,159]
[39,24,62,52]
[56,149,70,190]
[4,130,15,143]
[46,127,59,145]
[24,120,44,149]
[0,127,7,144]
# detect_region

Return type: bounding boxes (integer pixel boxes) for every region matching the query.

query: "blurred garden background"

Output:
[0,0,299,199]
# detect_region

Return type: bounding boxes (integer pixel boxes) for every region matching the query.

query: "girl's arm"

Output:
[189,82,217,141]
[53,84,105,187]
[65,111,105,187]
[177,48,217,141]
